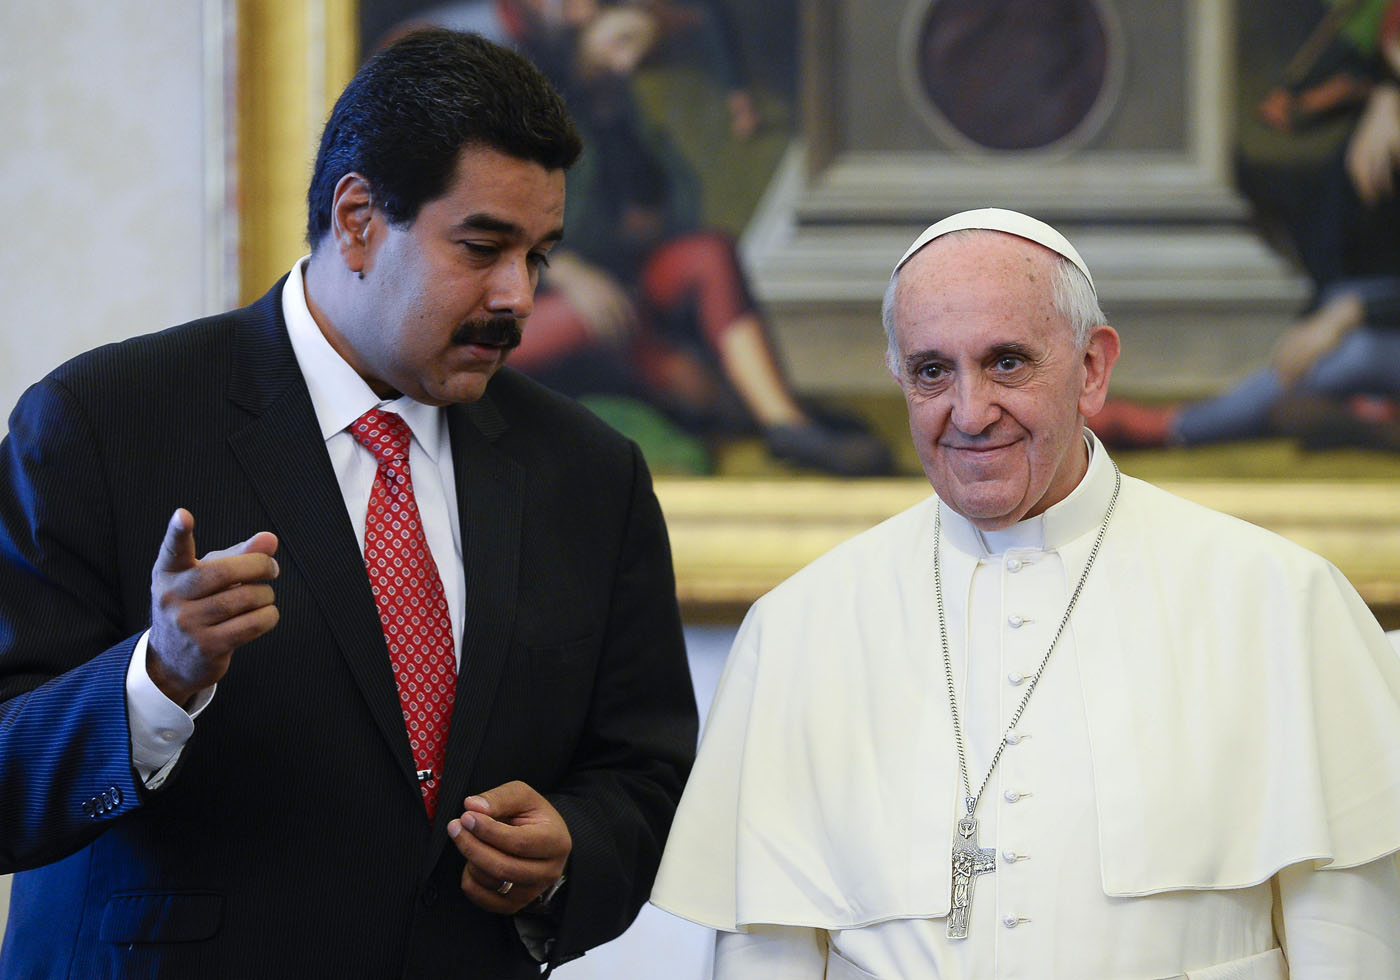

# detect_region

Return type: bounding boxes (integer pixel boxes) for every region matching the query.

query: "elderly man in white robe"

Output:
[651,209,1400,978]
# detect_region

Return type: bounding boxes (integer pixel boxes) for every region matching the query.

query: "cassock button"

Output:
[1006,558,1024,572]
[1004,790,1021,803]
[1002,849,1020,863]
[1003,915,1021,928]
[1007,672,1025,685]
[1008,615,1025,628]
[1006,733,1023,745]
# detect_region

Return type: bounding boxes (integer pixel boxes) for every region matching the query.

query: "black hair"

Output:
[306,29,582,245]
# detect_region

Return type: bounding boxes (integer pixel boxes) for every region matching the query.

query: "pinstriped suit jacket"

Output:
[0,281,697,978]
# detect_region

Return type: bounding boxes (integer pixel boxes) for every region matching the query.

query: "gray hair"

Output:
[882,230,1105,372]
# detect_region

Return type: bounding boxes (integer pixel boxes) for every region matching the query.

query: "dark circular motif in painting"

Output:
[915,0,1111,151]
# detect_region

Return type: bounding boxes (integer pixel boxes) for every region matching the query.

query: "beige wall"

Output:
[0,0,211,939]
[0,1,214,419]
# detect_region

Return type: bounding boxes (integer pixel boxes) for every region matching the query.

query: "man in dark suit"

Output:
[0,29,697,978]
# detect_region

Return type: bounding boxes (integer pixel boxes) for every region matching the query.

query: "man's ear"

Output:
[1078,324,1121,418]
[886,346,908,390]
[330,173,376,275]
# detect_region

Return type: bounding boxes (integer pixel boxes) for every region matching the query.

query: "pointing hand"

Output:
[147,508,280,707]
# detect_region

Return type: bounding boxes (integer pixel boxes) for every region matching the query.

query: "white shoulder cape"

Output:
[652,465,1400,931]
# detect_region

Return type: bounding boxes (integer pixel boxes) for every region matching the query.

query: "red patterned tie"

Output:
[351,409,456,819]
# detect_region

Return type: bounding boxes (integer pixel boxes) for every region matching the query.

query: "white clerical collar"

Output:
[282,256,443,461]
[939,431,1116,557]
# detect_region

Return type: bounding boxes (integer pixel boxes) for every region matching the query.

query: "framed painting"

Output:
[235,0,1400,623]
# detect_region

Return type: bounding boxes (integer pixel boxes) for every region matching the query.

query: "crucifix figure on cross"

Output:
[948,812,996,939]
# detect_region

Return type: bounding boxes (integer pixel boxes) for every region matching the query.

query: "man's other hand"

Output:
[147,508,280,707]
[448,780,572,915]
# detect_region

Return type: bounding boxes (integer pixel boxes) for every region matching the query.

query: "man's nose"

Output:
[949,375,1000,434]
[485,257,536,320]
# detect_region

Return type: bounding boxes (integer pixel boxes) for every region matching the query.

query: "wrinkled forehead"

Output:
[897,230,1062,304]
[891,232,1074,350]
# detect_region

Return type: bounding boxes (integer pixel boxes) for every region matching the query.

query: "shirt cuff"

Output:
[514,914,555,963]
[125,630,215,788]
[513,873,567,962]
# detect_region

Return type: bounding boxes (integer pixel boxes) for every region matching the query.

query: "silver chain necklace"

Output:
[934,459,1121,940]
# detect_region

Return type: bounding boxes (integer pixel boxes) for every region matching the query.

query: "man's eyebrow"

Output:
[988,342,1038,359]
[452,213,520,234]
[901,347,946,371]
[452,213,565,246]
[900,341,1039,371]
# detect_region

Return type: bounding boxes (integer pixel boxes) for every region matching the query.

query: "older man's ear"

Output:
[1079,324,1121,420]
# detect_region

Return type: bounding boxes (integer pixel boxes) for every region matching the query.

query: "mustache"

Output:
[452,317,522,350]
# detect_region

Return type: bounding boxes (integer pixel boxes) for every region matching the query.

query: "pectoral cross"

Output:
[948,808,995,939]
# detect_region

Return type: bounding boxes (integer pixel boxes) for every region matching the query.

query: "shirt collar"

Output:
[281,257,443,460]
[939,430,1116,557]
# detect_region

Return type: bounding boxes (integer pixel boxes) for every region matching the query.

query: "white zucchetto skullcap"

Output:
[893,207,1096,297]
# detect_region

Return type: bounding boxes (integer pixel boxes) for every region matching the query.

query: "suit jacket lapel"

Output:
[427,395,524,843]
[223,284,419,789]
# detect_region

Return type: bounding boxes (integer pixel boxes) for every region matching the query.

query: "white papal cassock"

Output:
[652,434,1400,978]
